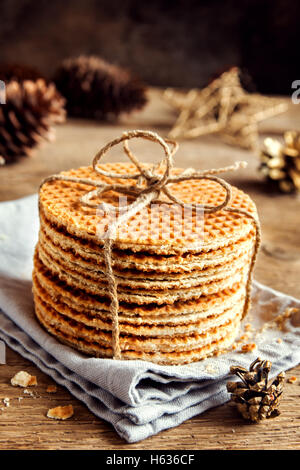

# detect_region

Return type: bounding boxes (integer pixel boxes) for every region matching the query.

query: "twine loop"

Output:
[77,129,246,216]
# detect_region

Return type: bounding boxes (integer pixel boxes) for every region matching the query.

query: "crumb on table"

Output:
[3,398,10,407]
[47,405,74,420]
[11,371,37,387]
[241,343,257,353]
[287,376,298,384]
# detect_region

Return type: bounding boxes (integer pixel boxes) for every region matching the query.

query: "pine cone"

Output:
[259,132,300,193]
[53,55,147,120]
[227,357,285,422]
[0,79,66,164]
[0,63,45,83]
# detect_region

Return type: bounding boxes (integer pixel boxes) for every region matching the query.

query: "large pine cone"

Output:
[0,79,66,164]
[53,56,147,120]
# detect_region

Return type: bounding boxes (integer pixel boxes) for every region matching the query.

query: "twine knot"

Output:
[76,130,247,216]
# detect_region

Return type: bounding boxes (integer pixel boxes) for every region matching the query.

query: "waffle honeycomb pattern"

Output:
[39,163,257,251]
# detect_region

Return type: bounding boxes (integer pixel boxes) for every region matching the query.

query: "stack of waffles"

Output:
[33,162,258,365]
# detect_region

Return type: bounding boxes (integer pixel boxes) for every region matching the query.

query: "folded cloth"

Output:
[0,195,300,443]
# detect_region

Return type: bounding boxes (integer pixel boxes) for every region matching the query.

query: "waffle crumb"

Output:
[11,371,37,387]
[255,307,299,339]
[274,308,298,331]
[47,405,74,420]
[23,388,36,398]
[3,398,10,407]
[46,385,57,394]
[239,333,250,342]
[241,342,257,353]
[287,376,298,384]
[244,323,252,332]
[277,338,283,344]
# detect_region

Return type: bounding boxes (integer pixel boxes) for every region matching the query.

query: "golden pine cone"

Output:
[260,132,300,193]
[53,55,147,120]
[0,79,66,164]
[227,357,285,422]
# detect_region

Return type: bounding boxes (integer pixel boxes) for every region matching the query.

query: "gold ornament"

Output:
[227,357,285,423]
[164,67,288,150]
[260,131,300,193]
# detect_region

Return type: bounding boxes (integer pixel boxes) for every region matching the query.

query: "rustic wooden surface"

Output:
[0,89,300,450]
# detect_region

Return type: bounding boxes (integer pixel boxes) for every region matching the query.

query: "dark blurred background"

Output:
[0,0,298,94]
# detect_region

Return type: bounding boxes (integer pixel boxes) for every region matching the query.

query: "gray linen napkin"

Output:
[0,195,300,443]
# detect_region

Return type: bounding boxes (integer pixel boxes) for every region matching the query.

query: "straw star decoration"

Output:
[164,67,288,150]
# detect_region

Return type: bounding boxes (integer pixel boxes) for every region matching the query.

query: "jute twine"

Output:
[40,130,261,360]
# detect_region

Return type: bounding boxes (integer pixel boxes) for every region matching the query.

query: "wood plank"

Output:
[0,89,300,449]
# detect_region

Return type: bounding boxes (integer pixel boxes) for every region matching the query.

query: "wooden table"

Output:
[0,89,300,450]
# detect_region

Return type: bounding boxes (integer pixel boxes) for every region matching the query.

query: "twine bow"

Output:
[40,130,261,360]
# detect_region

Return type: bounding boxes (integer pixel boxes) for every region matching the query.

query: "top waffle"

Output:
[39,163,257,254]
